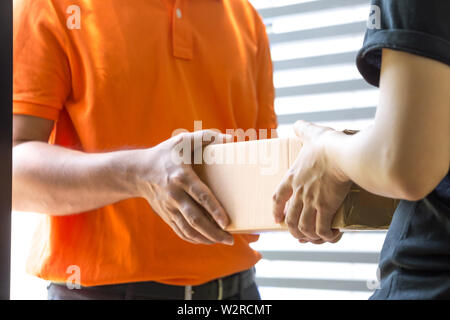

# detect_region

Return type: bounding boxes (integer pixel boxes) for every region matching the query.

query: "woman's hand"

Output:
[273,121,352,244]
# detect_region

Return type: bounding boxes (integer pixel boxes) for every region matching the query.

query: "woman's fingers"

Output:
[316,208,340,241]
[298,204,320,241]
[273,175,294,223]
[285,189,307,240]
[294,120,332,141]
[293,120,309,141]
[329,232,344,243]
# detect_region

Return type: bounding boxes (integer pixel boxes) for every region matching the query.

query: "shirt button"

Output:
[176,8,182,19]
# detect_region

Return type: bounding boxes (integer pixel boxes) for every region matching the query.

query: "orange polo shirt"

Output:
[13,0,277,286]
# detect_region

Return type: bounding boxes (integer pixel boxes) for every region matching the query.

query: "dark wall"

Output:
[0,0,12,300]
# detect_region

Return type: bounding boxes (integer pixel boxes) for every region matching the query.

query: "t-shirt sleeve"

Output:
[254,14,278,135]
[356,0,450,87]
[13,0,71,120]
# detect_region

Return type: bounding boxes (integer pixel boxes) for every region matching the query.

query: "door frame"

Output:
[0,0,12,300]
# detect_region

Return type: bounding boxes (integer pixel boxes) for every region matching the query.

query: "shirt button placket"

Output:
[176,8,182,19]
[172,0,193,60]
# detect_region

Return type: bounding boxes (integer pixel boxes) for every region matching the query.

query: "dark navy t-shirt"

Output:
[356,0,450,299]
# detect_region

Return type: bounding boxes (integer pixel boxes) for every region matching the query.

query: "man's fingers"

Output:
[285,189,306,240]
[170,209,214,245]
[273,175,294,223]
[171,130,231,165]
[177,193,234,245]
[180,169,230,229]
[202,130,233,146]
[170,218,203,245]
[189,130,232,149]
[298,204,320,240]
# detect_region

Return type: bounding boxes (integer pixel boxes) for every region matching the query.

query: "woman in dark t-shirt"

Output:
[273,0,450,299]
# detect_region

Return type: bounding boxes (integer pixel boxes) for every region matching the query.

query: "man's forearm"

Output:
[13,141,143,215]
[13,130,235,245]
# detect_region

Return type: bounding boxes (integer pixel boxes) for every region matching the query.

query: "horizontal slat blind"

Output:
[276,79,372,98]
[260,250,380,264]
[258,0,370,19]
[273,51,358,71]
[277,106,376,124]
[251,0,385,300]
[269,21,367,44]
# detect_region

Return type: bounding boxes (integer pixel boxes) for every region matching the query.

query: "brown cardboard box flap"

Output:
[332,185,399,230]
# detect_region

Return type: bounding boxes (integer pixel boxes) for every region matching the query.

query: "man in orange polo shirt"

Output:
[12,0,277,299]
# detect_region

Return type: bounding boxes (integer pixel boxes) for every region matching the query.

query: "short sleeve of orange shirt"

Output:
[13,0,278,286]
[14,0,71,120]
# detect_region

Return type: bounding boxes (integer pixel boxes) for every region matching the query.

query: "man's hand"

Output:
[272,121,352,244]
[13,115,233,246]
[135,130,234,246]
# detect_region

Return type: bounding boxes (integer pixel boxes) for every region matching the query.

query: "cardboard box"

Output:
[194,137,398,233]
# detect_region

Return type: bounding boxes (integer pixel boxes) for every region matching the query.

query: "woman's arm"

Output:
[326,48,450,200]
[273,48,450,243]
